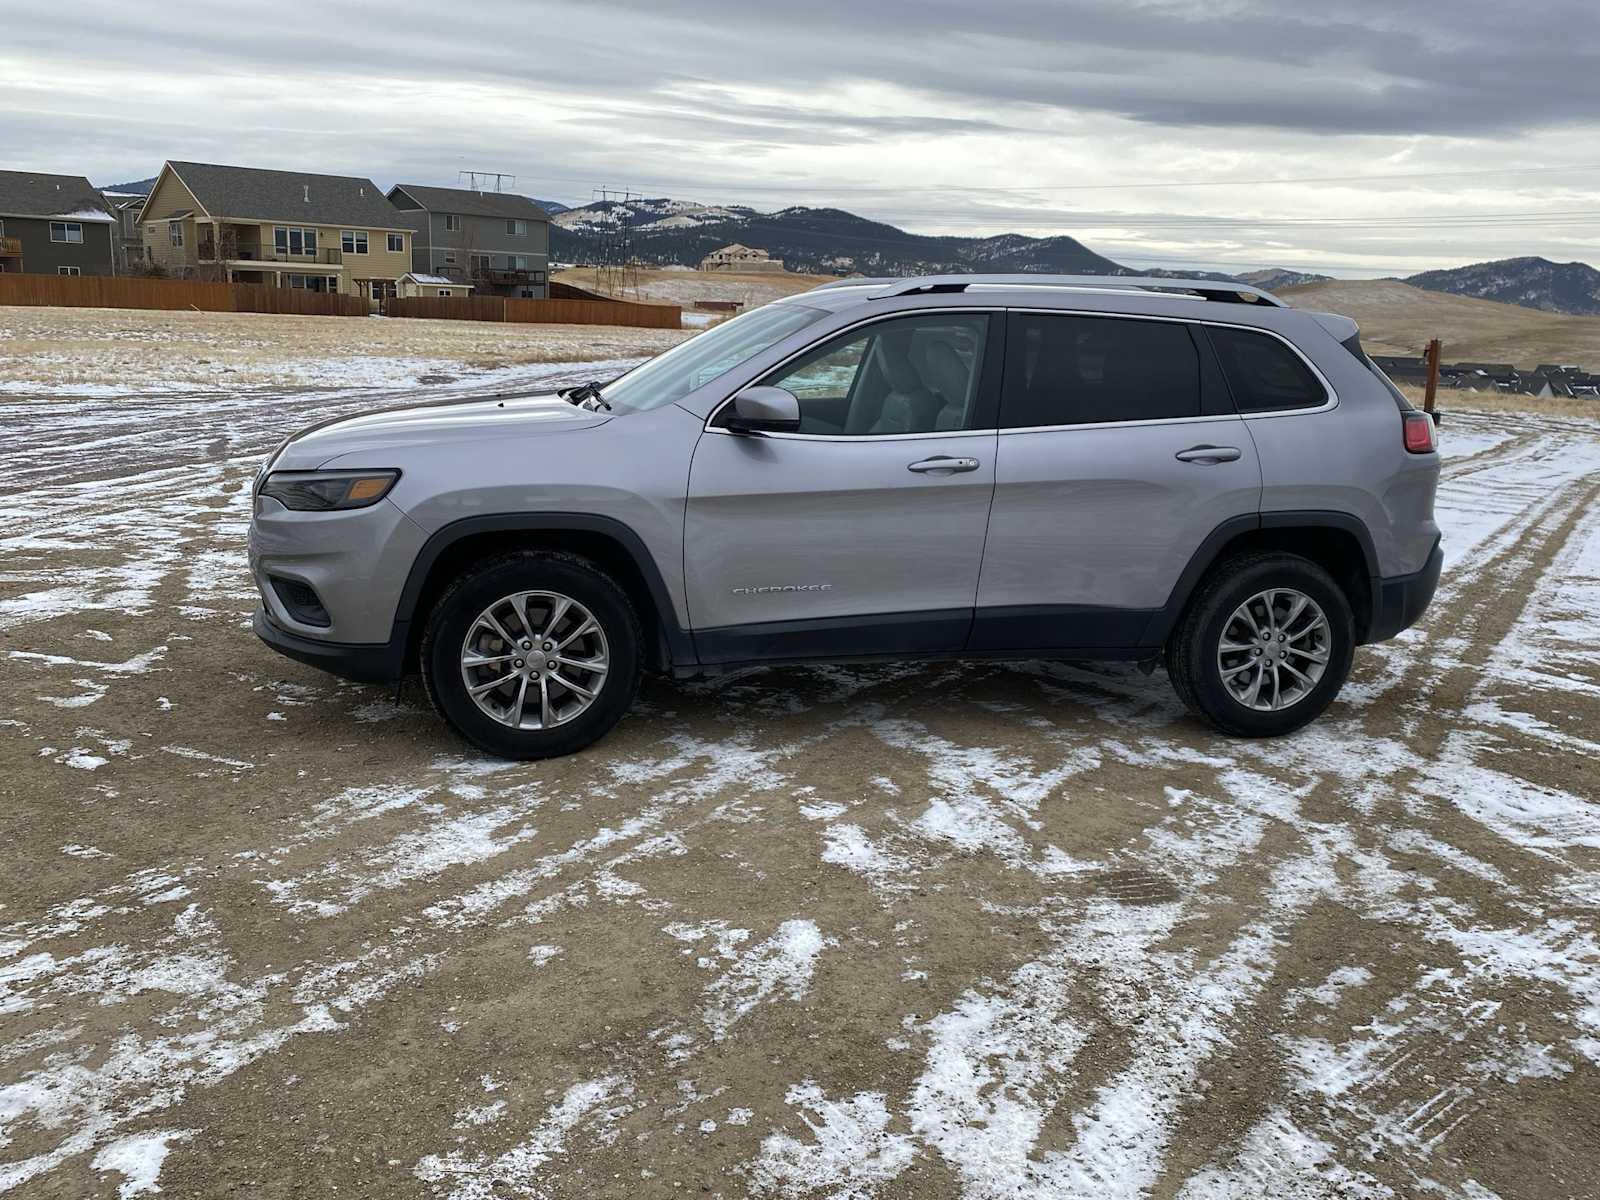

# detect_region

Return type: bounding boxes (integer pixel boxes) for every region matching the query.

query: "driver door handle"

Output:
[1174,444,1242,464]
[908,455,980,474]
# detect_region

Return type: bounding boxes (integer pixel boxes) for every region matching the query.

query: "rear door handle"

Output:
[1175,445,1242,464]
[908,455,980,474]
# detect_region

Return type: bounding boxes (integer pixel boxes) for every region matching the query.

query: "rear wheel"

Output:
[1166,552,1354,737]
[421,551,641,759]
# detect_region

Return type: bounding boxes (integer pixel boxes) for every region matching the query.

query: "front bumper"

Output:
[1366,536,1443,643]
[253,608,408,683]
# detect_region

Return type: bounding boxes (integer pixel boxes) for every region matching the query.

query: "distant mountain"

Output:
[1239,268,1333,291]
[99,176,156,195]
[532,198,570,215]
[552,198,1126,276]
[1404,256,1600,316]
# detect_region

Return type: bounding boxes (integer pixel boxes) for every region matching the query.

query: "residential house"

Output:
[386,185,550,298]
[102,191,151,274]
[397,272,474,298]
[1370,355,1431,386]
[0,170,117,276]
[699,243,785,273]
[136,161,412,301]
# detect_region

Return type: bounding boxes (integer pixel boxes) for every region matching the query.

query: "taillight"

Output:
[1403,411,1436,454]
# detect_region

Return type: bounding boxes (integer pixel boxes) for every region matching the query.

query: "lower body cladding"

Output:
[253,536,1444,684]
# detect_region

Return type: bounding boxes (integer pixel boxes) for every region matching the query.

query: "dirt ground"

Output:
[2,365,1599,1199]
[552,267,838,310]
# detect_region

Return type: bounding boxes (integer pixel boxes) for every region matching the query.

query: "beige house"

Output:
[397,272,474,298]
[699,243,785,273]
[137,161,413,301]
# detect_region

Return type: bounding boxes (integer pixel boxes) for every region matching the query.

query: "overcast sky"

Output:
[6,0,1600,277]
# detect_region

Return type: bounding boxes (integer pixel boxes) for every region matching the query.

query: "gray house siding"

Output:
[0,215,117,276]
[387,186,550,298]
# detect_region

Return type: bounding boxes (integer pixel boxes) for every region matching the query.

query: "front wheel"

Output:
[420,551,642,759]
[1166,552,1354,737]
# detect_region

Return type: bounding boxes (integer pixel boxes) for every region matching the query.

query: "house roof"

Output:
[388,184,550,222]
[400,272,471,287]
[159,161,408,229]
[0,170,114,221]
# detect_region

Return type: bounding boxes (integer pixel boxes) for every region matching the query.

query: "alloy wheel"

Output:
[459,590,610,729]
[1215,587,1331,712]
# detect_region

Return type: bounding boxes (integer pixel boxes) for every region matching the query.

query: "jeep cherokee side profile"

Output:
[249,274,1442,758]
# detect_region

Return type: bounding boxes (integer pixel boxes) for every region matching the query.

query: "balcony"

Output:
[199,240,343,267]
[478,267,545,286]
[0,236,21,259]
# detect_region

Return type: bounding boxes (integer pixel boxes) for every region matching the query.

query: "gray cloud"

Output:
[3,0,1599,275]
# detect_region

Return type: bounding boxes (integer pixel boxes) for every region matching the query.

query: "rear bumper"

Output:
[253,607,407,683]
[1366,537,1443,643]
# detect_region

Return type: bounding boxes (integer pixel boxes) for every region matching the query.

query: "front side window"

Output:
[1001,314,1200,428]
[601,301,830,414]
[761,313,990,435]
[387,233,404,252]
[341,230,368,254]
[1207,325,1329,412]
[52,221,85,244]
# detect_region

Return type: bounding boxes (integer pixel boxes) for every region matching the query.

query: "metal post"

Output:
[1423,338,1441,414]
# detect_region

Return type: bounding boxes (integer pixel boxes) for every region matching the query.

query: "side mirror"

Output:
[724,386,801,435]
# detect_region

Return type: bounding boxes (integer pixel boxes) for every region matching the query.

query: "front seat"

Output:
[847,330,940,435]
[919,339,974,430]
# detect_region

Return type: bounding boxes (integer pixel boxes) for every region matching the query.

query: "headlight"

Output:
[259,469,400,511]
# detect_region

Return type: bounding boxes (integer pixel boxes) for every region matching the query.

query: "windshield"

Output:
[601,302,829,413]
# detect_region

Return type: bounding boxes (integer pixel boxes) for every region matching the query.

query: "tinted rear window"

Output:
[1207,325,1328,413]
[1001,314,1201,428]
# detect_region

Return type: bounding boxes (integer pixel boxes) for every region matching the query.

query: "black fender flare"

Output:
[1142,510,1380,647]
[392,513,696,668]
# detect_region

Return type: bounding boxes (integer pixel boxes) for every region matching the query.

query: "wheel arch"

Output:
[395,514,693,674]
[1147,511,1380,647]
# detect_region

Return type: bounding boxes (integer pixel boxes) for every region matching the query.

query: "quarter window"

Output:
[52,221,85,244]
[341,230,368,254]
[763,314,989,436]
[1001,314,1200,428]
[387,233,404,252]
[1206,326,1329,412]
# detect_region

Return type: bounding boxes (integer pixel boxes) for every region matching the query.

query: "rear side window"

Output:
[1001,314,1201,428]
[1207,326,1328,412]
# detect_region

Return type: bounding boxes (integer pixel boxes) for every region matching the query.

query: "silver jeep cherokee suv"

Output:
[250,274,1442,758]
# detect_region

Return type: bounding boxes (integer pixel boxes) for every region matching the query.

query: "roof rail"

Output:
[821,273,1285,306]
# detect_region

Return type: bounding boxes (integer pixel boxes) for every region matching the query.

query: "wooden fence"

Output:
[0,272,368,316]
[387,294,682,329]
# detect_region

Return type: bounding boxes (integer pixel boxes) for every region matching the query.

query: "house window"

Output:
[341,230,368,254]
[508,255,529,270]
[274,227,317,256]
[58,265,81,276]
[506,219,527,236]
[444,214,461,232]
[387,233,404,253]
[471,253,491,275]
[51,221,85,244]
[444,251,456,264]
[438,289,451,296]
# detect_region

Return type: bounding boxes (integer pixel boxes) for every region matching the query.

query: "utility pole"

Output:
[458,171,515,193]
[592,187,640,299]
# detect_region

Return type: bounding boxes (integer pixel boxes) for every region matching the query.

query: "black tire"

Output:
[420,551,642,759]
[1165,552,1355,737]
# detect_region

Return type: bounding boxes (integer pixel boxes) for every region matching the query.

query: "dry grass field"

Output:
[1283,279,1600,368]
[0,305,690,394]
[554,266,838,310]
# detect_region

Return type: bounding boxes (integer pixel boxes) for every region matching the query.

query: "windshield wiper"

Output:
[560,381,611,411]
